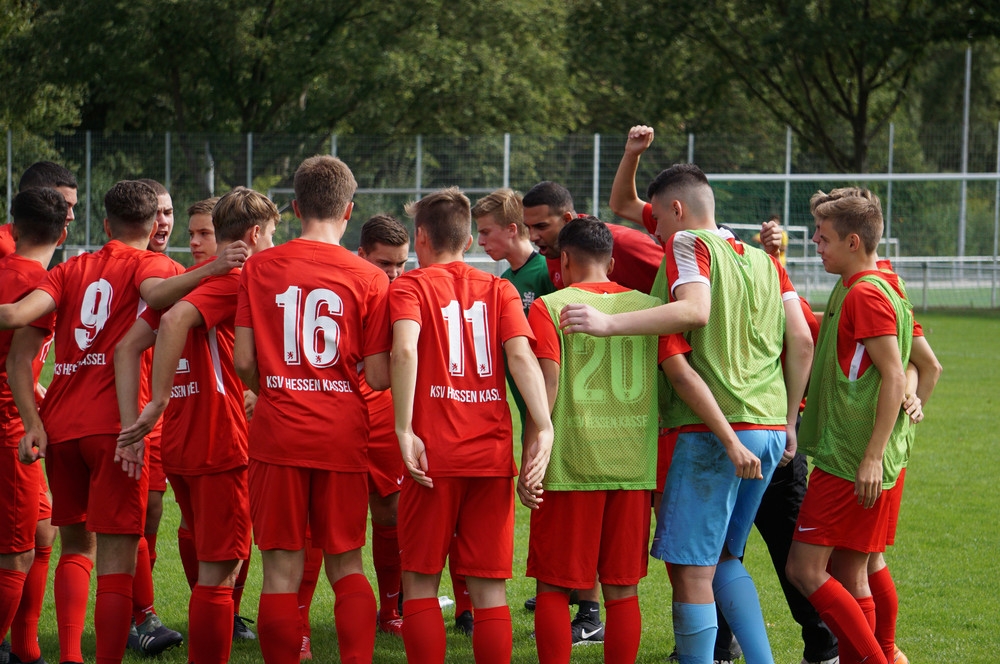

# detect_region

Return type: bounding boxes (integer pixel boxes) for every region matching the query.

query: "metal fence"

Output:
[4,127,1000,308]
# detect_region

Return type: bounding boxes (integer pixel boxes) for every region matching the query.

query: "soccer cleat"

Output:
[299,635,313,661]
[132,611,184,655]
[233,614,257,640]
[715,634,742,663]
[800,657,839,664]
[524,596,536,611]
[127,620,140,651]
[8,655,47,664]
[893,646,909,664]
[570,612,604,646]
[454,610,473,636]
[377,613,404,637]
[0,640,9,664]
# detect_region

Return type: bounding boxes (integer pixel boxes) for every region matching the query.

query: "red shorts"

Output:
[169,468,251,562]
[0,447,41,553]
[794,468,890,553]
[656,430,679,494]
[528,489,651,588]
[398,476,514,578]
[45,435,148,535]
[37,466,51,521]
[145,430,167,493]
[367,407,404,498]
[884,468,906,546]
[248,460,367,554]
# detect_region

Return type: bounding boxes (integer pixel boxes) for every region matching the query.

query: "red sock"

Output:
[402,597,446,664]
[95,573,133,664]
[55,553,92,663]
[604,595,641,664]
[451,571,472,615]
[298,546,322,638]
[190,585,234,664]
[808,578,886,664]
[0,568,27,638]
[233,553,250,614]
[11,544,50,662]
[258,592,301,664]
[371,523,401,618]
[534,591,571,664]
[133,536,155,623]
[869,567,898,663]
[177,527,199,589]
[333,573,377,663]
[145,532,158,570]
[472,605,512,664]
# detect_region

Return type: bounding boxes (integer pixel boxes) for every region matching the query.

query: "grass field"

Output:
[23,310,1000,663]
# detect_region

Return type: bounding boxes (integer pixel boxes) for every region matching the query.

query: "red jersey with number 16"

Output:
[389,261,532,478]
[235,239,391,471]
[34,240,178,444]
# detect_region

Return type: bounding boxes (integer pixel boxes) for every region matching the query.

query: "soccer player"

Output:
[186,197,220,264]
[612,125,837,664]
[357,214,410,637]
[116,186,277,664]
[785,188,916,664]
[389,186,553,664]
[522,216,676,663]
[0,161,78,258]
[562,164,813,664]
[234,155,391,664]
[0,188,67,664]
[0,180,215,664]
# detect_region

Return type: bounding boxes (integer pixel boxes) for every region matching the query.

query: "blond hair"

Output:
[213,187,279,242]
[472,188,526,239]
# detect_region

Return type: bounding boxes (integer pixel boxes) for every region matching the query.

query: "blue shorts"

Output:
[651,429,783,566]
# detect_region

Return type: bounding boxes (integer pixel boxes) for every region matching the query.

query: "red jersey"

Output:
[837,270,914,379]
[0,254,55,445]
[527,281,689,364]
[0,224,15,258]
[546,223,663,293]
[33,241,177,443]
[389,262,531,477]
[235,240,391,471]
[143,269,249,475]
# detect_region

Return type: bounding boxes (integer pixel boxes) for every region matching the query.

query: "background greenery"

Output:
[29,310,1000,662]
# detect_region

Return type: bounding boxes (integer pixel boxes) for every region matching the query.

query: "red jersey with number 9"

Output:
[389,261,532,478]
[34,240,178,444]
[235,239,390,471]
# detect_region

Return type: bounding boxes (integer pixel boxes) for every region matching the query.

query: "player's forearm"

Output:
[865,369,906,464]
[0,291,55,330]
[782,298,814,426]
[390,344,418,436]
[610,152,646,224]
[143,271,203,310]
[7,333,45,432]
[149,316,191,412]
[114,344,145,428]
[661,357,740,450]
[233,327,260,394]
[506,339,554,437]
[610,300,707,337]
[909,335,941,405]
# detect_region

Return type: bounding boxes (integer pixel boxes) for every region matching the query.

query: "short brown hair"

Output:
[405,187,471,253]
[213,187,279,243]
[472,188,526,239]
[360,214,409,252]
[104,180,158,237]
[810,187,883,253]
[136,178,169,197]
[187,197,219,217]
[293,155,357,220]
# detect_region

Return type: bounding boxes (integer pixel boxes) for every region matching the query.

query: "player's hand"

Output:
[114,438,146,481]
[854,455,883,509]
[759,220,783,257]
[902,392,923,424]
[117,403,161,449]
[215,241,249,273]
[243,390,258,421]
[625,125,655,157]
[559,303,613,337]
[724,440,763,480]
[18,427,47,464]
[780,423,798,467]
[518,426,553,508]
[398,430,432,488]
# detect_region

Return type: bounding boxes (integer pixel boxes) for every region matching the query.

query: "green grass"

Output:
[27,311,1000,662]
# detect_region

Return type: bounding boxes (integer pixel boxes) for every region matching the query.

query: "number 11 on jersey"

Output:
[441,300,492,378]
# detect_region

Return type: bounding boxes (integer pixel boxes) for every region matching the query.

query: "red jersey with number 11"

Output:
[389,261,532,478]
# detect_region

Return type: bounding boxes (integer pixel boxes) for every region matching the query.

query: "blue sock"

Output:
[673,601,717,664]
[713,558,774,664]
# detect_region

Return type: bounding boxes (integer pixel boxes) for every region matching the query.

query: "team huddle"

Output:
[0,125,941,664]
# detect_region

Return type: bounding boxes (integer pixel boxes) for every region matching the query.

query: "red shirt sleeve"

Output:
[658,333,690,363]
[842,281,899,342]
[135,252,183,288]
[642,202,655,235]
[527,298,559,362]
[388,275,422,326]
[362,274,391,356]
[184,272,239,330]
